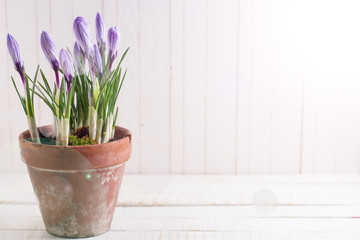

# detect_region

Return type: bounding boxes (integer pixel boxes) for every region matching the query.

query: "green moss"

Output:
[69,135,96,146]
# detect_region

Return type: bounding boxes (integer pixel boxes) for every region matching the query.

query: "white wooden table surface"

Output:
[1,174,360,239]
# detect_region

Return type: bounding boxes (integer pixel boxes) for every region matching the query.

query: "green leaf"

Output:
[40,69,52,93]
[30,89,56,115]
[113,107,118,128]
[31,66,40,103]
[11,77,27,114]
[58,78,65,118]
[66,81,76,119]
[25,74,33,117]
[118,47,130,66]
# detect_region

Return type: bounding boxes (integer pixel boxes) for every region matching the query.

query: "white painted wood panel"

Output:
[170,0,184,174]
[0,0,13,172]
[236,0,252,174]
[112,0,141,174]
[35,0,52,128]
[3,0,360,174]
[6,0,38,173]
[138,0,170,173]
[268,0,302,173]
[183,0,207,174]
[248,0,273,173]
[49,0,74,56]
[298,1,360,174]
[206,0,238,173]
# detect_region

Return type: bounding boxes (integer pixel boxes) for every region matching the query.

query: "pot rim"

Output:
[19,125,132,149]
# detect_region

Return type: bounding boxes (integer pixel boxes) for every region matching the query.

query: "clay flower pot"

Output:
[18,125,132,238]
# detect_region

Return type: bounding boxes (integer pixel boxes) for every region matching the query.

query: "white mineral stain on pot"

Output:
[39,175,73,211]
[101,169,116,185]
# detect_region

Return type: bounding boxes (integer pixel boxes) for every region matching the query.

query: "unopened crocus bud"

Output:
[73,42,86,73]
[93,44,103,80]
[7,34,25,86]
[40,31,60,88]
[107,27,120,71]
[95,12,106,52]
[59,49,74,93]
[73,17,93,60]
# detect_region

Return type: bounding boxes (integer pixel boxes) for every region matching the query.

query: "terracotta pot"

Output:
[19,125,132,238]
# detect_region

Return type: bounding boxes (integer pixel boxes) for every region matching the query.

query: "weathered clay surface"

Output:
[19,126,131,238]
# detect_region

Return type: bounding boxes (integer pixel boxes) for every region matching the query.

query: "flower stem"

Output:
[89,106,97,141]
[27,115,40,144]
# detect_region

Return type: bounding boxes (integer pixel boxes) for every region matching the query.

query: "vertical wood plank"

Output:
[183,0,207,174]
[237,0,252,174]
[331,1,360,173]
[336,77,360,173]
[103,0,117,25]
[0,0,13,172]
[50,0,74,56]
[139,0,170,173]
[35,0,52,128]
[313,74,338,173]
[248,0,272,173]
[268,0,302,173]
[297,1,350,173]
[115,0,141,173]
[170,0,184,174]
[206,0,237,173]
[301,71,317,174]
[6,0,38,172]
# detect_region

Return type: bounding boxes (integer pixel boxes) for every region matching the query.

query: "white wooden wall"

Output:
[1,0,360,174]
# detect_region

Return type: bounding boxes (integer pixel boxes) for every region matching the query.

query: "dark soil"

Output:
[73,126,90,138]
[32,126,117,145]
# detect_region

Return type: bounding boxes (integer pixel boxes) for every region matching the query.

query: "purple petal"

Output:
[59,49,74,90]
[73,17,93,59]
[40,31,59,70]
[73,42,86,72]
[95,12,106,51]
[107,27,120,60]
[7,34,23,73]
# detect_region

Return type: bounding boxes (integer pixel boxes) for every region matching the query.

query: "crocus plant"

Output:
[7,13,129,146]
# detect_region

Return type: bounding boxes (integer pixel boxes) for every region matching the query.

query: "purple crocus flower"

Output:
[95,12,106,52]
[7,34,26,86]
[73,42,86,73]
[73,17,93,60]
[59,49,74,93]
[93,44,103,80]
[107,27,120,71]
[40,31,60,89]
